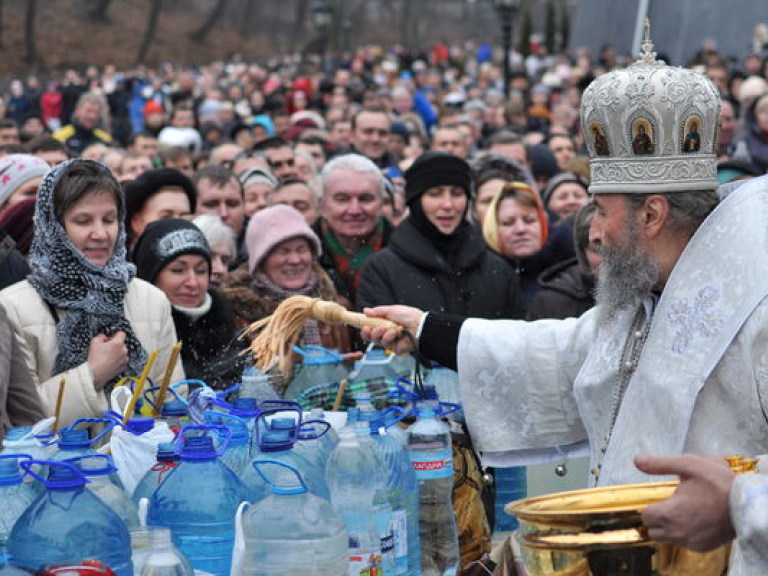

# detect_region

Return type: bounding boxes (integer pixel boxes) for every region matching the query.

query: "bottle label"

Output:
[390,508,408,574]
[410,448,454,479]
[349,551,382,576]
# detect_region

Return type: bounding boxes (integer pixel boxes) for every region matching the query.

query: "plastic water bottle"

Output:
[423,364,462,411]
[235,459,348,575]
[147,426,248,575]
[66,454,140,530]
[349,347,399,409]
[359,410,421,576]
[354,421,396,576]
[49,418,114,462]
[132,442,180,505]
[7,460,133,576]
[292,418,332,472]
[407,404,459,576]
[159,400,190,434]
[0,455,36,564]
[326,427,382,575]
[204,411,251,475]
[229,397,261,456]
[240,364,280,400]
[309,407,340,458]
[131,526,193,576]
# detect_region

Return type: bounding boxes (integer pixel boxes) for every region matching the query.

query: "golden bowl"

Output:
[505,482,729,576]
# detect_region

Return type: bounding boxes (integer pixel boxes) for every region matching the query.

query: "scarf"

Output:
[322,217,385,295]
[27,159,148,389]
[251,269,323,347]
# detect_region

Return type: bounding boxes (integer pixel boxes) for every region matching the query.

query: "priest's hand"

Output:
[634,453,736,552]
[362,305,425,354]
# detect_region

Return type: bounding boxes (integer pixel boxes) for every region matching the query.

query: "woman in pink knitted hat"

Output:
[220,204,351,387]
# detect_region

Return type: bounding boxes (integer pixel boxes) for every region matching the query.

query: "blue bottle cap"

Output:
[156,442,180,462]
[270,418,296,432]
[179,435,218,461]
[227,424,250,446]
[58,428,91,450]
[259,429,293,453]
[0,457,24,486]
[161,400,188,417]
[125,417,154,435]
[230,397,259,418]
[46,462,88,490]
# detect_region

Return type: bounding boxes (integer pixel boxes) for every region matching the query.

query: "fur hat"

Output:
[133,218,211,283]
[0,154,50,209]
[404,151,472,207]
[246,204,321,275]
[123,168,197,228]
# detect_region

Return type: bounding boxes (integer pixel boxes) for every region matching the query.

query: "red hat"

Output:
[143,100,164,118]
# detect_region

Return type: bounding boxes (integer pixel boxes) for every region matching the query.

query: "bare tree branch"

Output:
[136,0,163,64]
[190,0,227,43]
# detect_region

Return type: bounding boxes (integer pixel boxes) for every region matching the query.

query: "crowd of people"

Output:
[0,26,767,574]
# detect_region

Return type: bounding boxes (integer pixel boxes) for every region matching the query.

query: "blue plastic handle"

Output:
[63,453,118,475]
[20,459,90,489]
[252,458,307,495]
[297,419,331,440]
[58,417,115,445]
[175,424,231,458]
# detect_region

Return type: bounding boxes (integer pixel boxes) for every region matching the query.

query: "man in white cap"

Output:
[364,25,768,572]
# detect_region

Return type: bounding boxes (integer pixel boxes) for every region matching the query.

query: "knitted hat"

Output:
[404,151,472,207]
[0,196,35,256]
[143,100,164,118]
[541,171,590,206]
[0,154,50,209]
[240,166,278,190]
[527,144,561,182]
[246,204,321,275]
[133,218,211,283]
[123,168,197,228]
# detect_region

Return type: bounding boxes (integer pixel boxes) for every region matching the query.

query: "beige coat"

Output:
[0,279,184,428]
[0,302,45,440]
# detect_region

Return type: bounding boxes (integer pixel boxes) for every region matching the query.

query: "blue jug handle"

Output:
[63,453,119,475]
[171,379,209,394]
[143,384,187,411]
[20,459,89,488]
[255,405,302,444]
[293,345,344,362]
[297,419,331,440]
[252,458,307,495]
[259,399,302,412]
[203,410,249,431]
[388,378,421,403]
[217,382,241,399]
[381,405,409,427]
[437,401,461,417]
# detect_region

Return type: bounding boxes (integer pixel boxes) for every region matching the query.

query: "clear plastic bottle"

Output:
[284,346,349,400]
[204,411,251,475]
[146,426,248,576]
[132,442,180,505]
[8,460,133,576]
[132,526,193,576]
[0,456,36,564]
[240,364,280,400]
[236,459,348,575]
[158,401,190,434]
[406,404,459,576]
[66,454,140,530]
[325,427,382,576]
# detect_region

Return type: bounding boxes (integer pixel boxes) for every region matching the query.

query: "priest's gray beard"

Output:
[595,214,659,325]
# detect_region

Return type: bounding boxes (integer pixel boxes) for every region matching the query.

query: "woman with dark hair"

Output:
[0,159,184,427]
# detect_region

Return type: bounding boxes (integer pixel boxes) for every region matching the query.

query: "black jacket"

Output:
[356,218,523,319]
[528,257,595,320]
[171,289,246,390]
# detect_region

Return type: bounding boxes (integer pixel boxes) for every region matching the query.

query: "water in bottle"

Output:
[406,404,459,576]
[131,526,193,576]
[65,454,140,530]
[204,411,251,475]
[292,418,332,472]
[308,407,339,458]
[7,460,133,576]
[284,346,349,400]
[240,364,280,400]
[235,459,348,575]
[147,426,248,576]
[325,427,382,576]
[0,456,36,564]
[132,442,180,505]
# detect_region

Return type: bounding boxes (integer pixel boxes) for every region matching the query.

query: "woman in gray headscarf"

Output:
[0,159,184,427]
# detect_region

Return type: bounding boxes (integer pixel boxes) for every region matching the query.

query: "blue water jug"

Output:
[147,426,248,576]
[132,442,180,505]
[235,459,348,575]
[292,418,332,472]
[65,454,139,530]
[284,346,349,400]
[7,460,133,576]
[0,455,36,564]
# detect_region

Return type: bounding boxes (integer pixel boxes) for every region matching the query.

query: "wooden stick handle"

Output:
[154,342,182,416]
[123,350,158,425]
[52,378,66,433]
[333,379,348,412]
[309,299,404,332]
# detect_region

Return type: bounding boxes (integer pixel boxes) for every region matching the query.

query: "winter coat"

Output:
[171,289,247,390]
[0,279,184,428]
[0,302,45,441]
[220,262,353,355]
[528,257,596,320]
[731,94,768,173]
[356,218,522,319]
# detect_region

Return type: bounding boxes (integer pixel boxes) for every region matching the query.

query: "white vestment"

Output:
[457,176,768,572]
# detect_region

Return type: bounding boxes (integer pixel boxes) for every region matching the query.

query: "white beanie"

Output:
[0,154,50,208]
